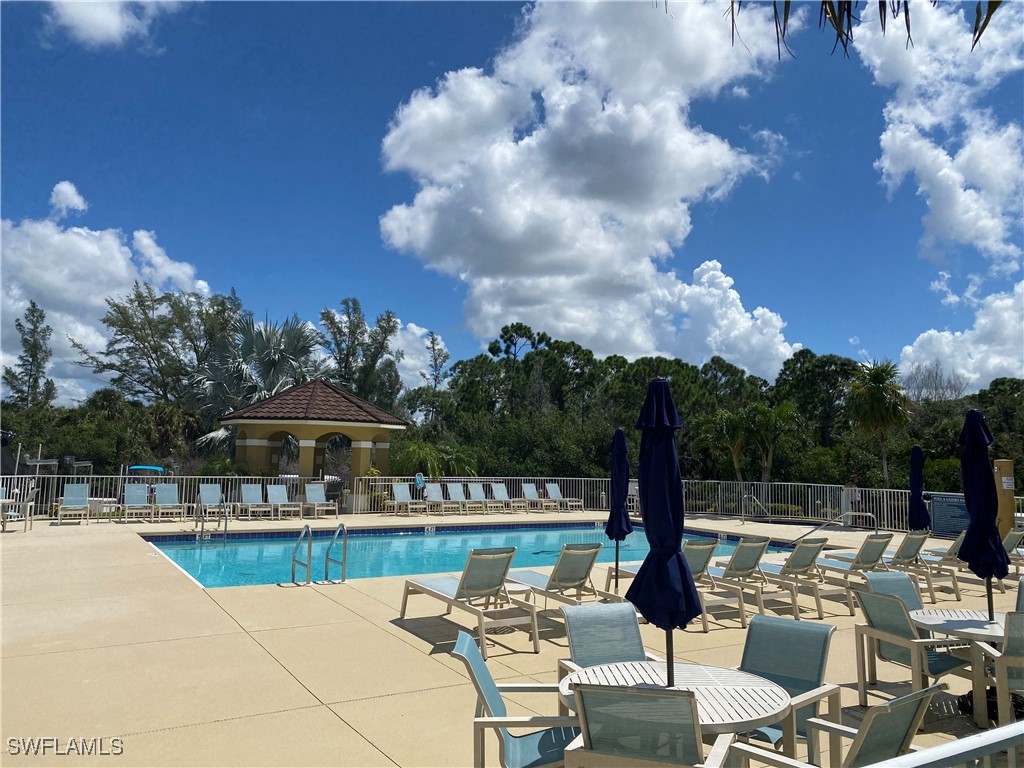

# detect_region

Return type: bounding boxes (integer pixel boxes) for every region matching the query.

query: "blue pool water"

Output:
[150,525,780,588]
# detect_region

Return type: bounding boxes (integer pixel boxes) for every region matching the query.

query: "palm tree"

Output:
[744,401,800,483]
[846,359,912,486]
[192,314,329,451]
[692,409,746,481]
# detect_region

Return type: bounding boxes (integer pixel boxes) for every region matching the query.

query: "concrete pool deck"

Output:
[1,511,1019,767]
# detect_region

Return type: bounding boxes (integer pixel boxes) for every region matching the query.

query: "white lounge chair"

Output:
[236,483,274,520]
[267,484,302,519]
[522,482,558,512]
[303,481,337,518]
[153,483,186,522]
[507,543,612,607]
[446,482,483,514]
[57,483,90,525]
[383,483,426,516]
[489,483,527,513]
[545,483,583,511]
[121,483,154,522]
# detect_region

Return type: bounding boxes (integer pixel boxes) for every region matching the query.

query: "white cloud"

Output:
[381,1,797,380]
[48,180,88,219]
[45,1,184,49]
[1,183,209,404]
[900,281,1024,390]
[848,336,860,346]
[855,2,1024,272]
[393,322,445,391]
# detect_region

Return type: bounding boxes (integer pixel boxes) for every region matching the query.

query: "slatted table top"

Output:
[559,661,791,734]
[909,608,1006,641]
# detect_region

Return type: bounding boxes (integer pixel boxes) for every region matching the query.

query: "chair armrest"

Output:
[727,742,815,767]
[558,659,582,680]
[702,733,736,768]
[474,715,579,729]
[974,640,1002,660]
[805,717,859,739]
[495,683,561,694]
[509,596,538,612]
[789,682,841,710]
[592,588,625,602]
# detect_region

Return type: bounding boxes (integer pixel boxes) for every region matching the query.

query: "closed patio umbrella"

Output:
[605,427,633,594]
[957,409,1009,620]
[908,445,930,531]
[625,379,702,686]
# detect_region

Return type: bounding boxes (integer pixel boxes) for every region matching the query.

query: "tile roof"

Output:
[219,379,407,427]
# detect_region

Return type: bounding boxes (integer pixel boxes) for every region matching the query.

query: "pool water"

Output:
[151,525,778,588]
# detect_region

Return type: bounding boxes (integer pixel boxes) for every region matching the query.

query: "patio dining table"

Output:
[559,660,792,736]
[910,608,1006,728]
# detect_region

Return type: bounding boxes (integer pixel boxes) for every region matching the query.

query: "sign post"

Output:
[993,459,1015,539]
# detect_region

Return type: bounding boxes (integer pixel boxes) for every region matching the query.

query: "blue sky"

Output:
[2,1,1022,405]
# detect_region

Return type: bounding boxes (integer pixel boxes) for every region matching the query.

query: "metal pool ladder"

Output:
[324,522,348,583]
[291,525,313,585]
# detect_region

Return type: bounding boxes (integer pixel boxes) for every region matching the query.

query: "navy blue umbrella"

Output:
[907,445,930,531]
[957,409,1009,619]
[625,379,702,686]
[605,427,634,593]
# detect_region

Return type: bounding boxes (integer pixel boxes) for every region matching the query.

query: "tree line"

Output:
[2,285,1021,493]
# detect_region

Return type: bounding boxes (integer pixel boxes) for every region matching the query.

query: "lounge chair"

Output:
[236,483,274,520]
[450,631,579,768]
[121,483,154,522]
[729,683,947,768]
[832,531,957,604]
[705,536,777,618]
[303,481,337,518]
[400,546,540,659]
[1,486,32,532]
[424,482,460,515]
[447,483,483,514]
[759,537,829,620]
[924,529,965,561]
[565,684,734,768]
[626,479,640,515]
[490,483,527,513]
[815,532,893,615]
[1003,528,1024,576]
[522,482,558,512]
[383,483,426,516]
[604,539,716,593]
[467,482,495,513]
[507,543,609,607]
[736,615,840,761]
[153,483,186,522]
[853,589,972,706]
[196,483,230,526]
[267,484,302,519]
[57,483,90,525]
[545,483,583,511]
[975,611,1024,726]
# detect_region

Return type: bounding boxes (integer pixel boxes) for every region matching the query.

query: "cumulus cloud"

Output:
[393,322,446,392]
[45,1,184,49]
[1,182,209,404]
[900,281,1024,390]
[381,1,798,379]
[48,180,88,219]
[855,2,1024,273]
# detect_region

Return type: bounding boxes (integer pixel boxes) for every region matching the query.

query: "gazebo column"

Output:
[235,439,270,474]
[351,441,373,479]
[375,442,391,475]
[297,440,318,479]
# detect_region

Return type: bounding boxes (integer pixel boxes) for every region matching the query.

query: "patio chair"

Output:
[121,483,154,522]
[424,482,461,515]
[266,484,302,519]
[759,537,829,620]
[923,529,965,561]
[1,486,33,532]
[832,532,957,604]
[974,611,1024,726]
[736,615,840,762]
[705,536,777,618]
[522,482,558,512]
[153,483,186,522]
[196,483,230,526]
[545,483,583,511]
[400,546,540,659]
[383,483,426,516]
[467,482,497,513]
[729,683,947,768]
[626,479,639,515]
[57,483,90,525]
[506,542,609,608]
[863,571,926,613]
[236,483,274,520]
[565,683,734,768]
[447,483,483,514]
[1003,528,1024,576]
[853,589,972,706]
[815,533,894,615]
[302,481,337,518]
[490,483,528,513]
[450,631,579,768]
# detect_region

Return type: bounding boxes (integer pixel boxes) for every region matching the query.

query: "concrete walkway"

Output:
[1,512,1018,767]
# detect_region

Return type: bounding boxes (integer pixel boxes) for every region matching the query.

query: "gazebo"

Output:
[219,378,407,483]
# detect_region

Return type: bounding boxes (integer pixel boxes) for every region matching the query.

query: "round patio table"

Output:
[909,608,1005,642]
[559,660,791,735]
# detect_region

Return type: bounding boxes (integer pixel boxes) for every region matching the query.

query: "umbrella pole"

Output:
[665,630,674,687]
[986,578,994,622]
[614,541,620,594]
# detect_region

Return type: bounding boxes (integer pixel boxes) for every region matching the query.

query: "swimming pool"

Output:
[149,524,784,588]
